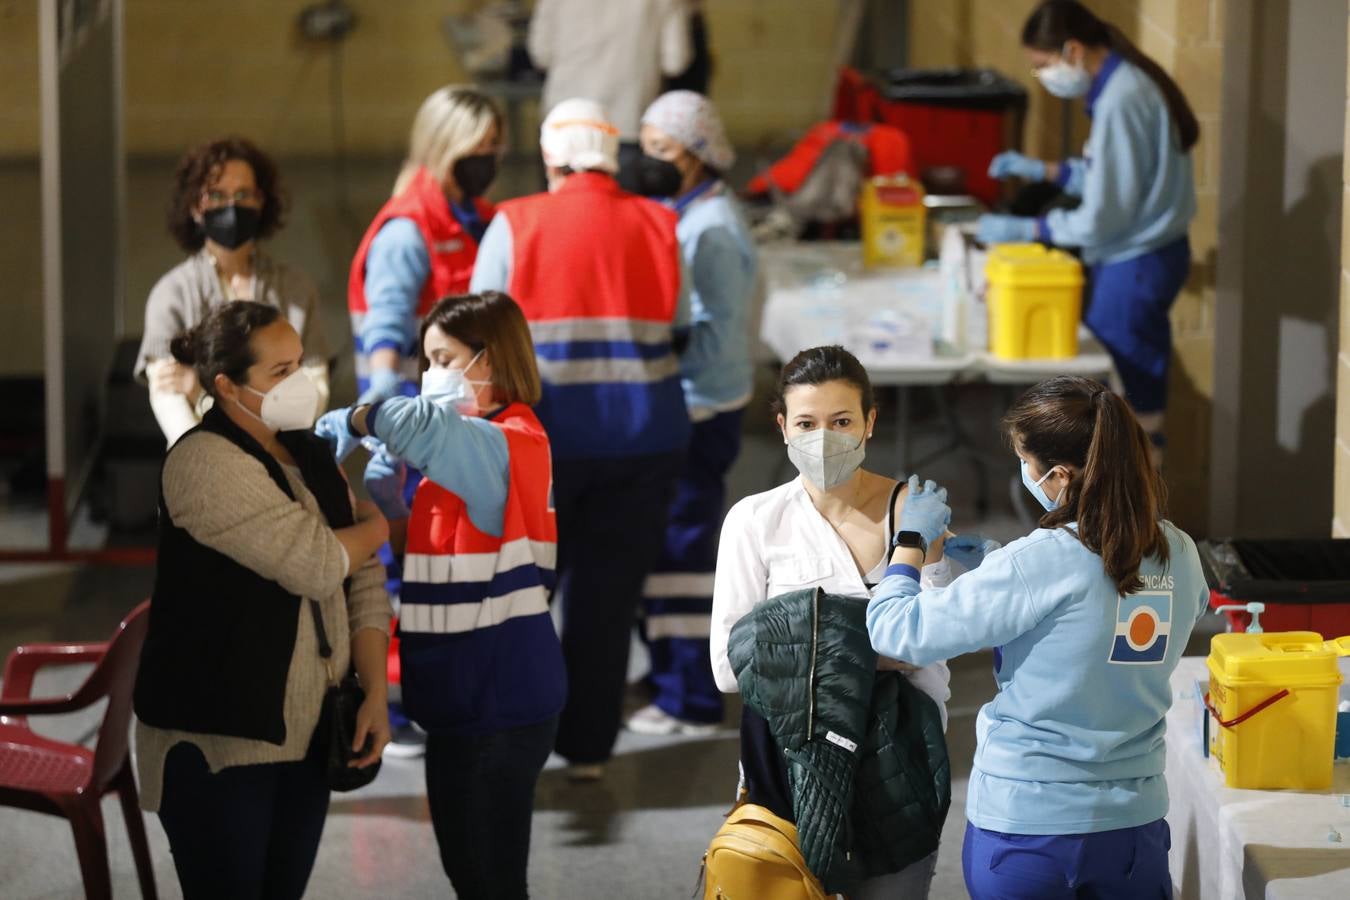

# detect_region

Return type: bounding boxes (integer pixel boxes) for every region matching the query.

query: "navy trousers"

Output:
[425,717,558,899]
[157,742,330,900]
[1084,236,1191,416]
[552,451,683,764]
[641,409,743,723]
[963,819,1172,899]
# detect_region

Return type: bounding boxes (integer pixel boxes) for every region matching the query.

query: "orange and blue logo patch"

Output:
[1108,591,1172,665]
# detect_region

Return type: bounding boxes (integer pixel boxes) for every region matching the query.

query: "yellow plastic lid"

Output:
[985,243,1084,287]
[1207,631,1347,686]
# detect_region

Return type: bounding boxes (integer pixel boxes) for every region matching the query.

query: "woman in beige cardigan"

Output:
[133,300,390,900]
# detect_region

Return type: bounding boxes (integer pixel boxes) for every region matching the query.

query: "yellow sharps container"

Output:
[984,243,1083,359]
[1205,632,1350,790]
[860,175,926,269]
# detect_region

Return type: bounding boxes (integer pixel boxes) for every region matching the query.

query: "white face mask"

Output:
[786,428,866,491]
[421,350,491,415]
[237,368,319,432]
[1037,45,1092,99]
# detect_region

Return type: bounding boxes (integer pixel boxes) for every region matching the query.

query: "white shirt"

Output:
[528,0,692,138]
[711,477,953,728]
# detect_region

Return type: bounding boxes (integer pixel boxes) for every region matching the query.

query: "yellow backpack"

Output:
[700,803,827,900]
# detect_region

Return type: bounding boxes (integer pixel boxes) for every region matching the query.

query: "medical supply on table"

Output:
[860,174,927,269]
[937,224,988,352]
[1213,602,1266,634]
[1204,631,1350,790]
[1200,539,1350,636]
[984,243,1083,359]
[850,308,933,365]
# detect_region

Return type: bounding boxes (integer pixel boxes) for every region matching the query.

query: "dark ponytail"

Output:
[770,345,876,418]
[171,300,282,399]
[1022,0,1199,151]
[1004,376,1169,594]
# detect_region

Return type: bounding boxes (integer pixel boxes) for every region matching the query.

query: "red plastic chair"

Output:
[0,600,156,899]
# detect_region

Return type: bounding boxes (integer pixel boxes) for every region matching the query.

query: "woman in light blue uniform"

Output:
[868,376,1208,898]
[979,0,1198,455]
[625,90,758,735]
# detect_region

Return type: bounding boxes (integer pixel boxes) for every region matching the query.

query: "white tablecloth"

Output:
[755,240,1114,386]
[1166,656,1350,899]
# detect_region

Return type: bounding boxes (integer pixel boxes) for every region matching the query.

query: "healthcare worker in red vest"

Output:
[347,86,503,405]
[333,85,503,755]
[320,292,565,898]
[470,98,691,780]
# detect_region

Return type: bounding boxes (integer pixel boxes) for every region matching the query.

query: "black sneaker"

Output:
[383,722,426,759]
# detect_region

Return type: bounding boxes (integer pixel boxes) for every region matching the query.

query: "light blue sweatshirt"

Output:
[867,522,1207,835]
[674,183,757,417]
[1042,55,1196,265]
[361,218,430,356]
[360,199,486,356]
[368,395,509,536]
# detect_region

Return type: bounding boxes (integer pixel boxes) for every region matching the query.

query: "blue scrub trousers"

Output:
[1084,237,1190,417]
[641,409,743,724]
[963,819,1172,899]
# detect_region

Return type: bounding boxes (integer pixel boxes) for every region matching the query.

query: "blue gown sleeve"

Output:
[1056,157,1089,198]
[369,396,510,537]
[866,547,1053,667]
[468,214,514,294]
[362,218,430,355]
[678,226,752,378]
[1042,95,1155,250]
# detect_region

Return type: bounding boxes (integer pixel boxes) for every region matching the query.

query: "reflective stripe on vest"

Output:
[400,404,556,636]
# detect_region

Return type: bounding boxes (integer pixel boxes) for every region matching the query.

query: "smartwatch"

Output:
[346,404,369,439]
[891,529,928,557]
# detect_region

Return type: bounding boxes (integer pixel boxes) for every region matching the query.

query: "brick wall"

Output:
[1335,0,1350,537]
[909,0,1223,533]
[0,0,847,159]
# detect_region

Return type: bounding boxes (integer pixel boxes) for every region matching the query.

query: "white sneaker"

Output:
[625,703,720,737]
[383,722,427,759]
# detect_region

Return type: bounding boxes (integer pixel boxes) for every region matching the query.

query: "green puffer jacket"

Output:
[728,587,951,894]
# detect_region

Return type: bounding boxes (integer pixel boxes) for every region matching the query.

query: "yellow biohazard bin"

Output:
[984,243,1084,359]
[1205,632,1350,790]
[860,175,927,269]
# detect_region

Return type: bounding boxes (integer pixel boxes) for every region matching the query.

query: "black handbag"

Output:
[307,598,382,792]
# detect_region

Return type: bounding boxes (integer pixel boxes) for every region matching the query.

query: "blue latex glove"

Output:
[945,533,1002,570]
[358,367,402,405]
[314,409,360,463]
[976,214,1038,246]
[899,475,951,549]
[988,150,1046,182]
[363,447,409,520]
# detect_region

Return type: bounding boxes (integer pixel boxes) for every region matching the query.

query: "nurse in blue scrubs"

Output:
[978,0,1197,458]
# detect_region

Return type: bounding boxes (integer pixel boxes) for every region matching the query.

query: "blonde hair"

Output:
[392,86,502,197]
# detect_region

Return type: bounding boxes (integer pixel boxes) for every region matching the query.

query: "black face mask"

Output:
[453,154,498,199]
[635,154,684,198]
[201,204,262,250]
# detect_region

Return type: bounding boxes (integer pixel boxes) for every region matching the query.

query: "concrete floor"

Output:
[0,399,1226,899]
[0,153,1226,898]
